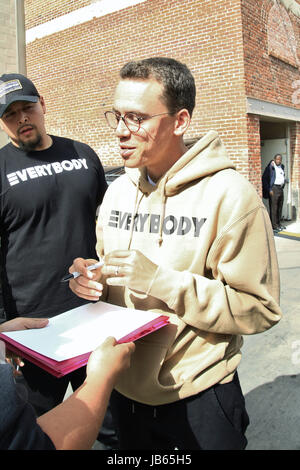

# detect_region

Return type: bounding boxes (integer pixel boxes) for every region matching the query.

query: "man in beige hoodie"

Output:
[69,57,282,450]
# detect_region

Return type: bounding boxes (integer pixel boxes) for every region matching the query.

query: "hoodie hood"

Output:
[125,130,235,197]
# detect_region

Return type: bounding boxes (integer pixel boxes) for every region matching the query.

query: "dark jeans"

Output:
[269,185,284,229]
[110,372,249,450]
[18,360,118,448]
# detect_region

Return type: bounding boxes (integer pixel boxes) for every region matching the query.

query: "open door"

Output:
[260,138,291,220]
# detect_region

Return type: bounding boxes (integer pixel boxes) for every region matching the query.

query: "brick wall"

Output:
[242,0,300,108]
[290,121,300,218]
[24,0,249,171]
[246,114,262,194]
[23,0,300,215]
[24,0,93,29]
[242,0,300,215]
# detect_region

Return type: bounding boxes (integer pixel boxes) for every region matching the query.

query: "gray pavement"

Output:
[238,221,300,450]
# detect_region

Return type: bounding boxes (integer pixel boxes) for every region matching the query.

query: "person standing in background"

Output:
[262,154,286,233]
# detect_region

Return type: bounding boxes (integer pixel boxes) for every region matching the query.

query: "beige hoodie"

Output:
[96,130,282,405]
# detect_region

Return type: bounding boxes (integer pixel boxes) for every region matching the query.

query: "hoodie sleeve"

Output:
[147,205,282,335]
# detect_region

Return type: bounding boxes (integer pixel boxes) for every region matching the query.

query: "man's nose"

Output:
[18,111,29,124]
[115,117,130,137]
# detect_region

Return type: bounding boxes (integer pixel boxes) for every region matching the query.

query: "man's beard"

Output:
[17,125,42,151]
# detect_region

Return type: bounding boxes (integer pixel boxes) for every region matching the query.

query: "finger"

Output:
[0,318,49,332]
[83,261,104,280]
[68,287,98,301]
[102,263,130,279]
[69,288,102,301]
[69,278,103,300]
[24,318,49,329]
[70,258,97,275]
[70,257,86,273]
[71,275,103,291]
[105,250,131,261]
[106,275,126,287]
[124,341,136,354]
[103,336,117,346]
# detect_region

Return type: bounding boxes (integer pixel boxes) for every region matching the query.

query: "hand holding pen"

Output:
[61,259,105,282]
[64,258,105,302]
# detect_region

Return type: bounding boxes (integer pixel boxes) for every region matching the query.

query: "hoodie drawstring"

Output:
[128,177,168,247]
[128,182,144,249]
[157,175,168,246]
[158,192,167,246]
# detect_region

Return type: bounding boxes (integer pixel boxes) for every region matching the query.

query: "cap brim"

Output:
[0,95,39,118]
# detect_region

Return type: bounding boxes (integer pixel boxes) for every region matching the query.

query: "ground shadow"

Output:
[244,374,300,450]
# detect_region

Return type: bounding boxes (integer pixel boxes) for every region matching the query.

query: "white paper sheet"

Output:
[2,301,166,361]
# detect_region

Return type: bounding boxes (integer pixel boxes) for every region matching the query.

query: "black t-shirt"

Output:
[0,363,55,449]
[0,136,107,319]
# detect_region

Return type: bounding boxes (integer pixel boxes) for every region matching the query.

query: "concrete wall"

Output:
[0,0,16,147]
[0,0,26,148]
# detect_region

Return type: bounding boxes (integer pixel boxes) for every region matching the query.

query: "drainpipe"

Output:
[15,0,26,74]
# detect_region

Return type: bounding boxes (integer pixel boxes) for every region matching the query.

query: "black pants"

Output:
[269,185,284,229]
[110,373,249,450]
[18,360,118,448]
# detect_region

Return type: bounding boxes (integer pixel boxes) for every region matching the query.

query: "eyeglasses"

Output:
[104,111,172,132]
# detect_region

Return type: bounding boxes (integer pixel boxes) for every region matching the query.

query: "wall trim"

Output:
[247,97,300,121]
[26,0,147,44]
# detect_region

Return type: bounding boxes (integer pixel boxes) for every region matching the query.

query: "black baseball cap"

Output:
[0,73,40,118]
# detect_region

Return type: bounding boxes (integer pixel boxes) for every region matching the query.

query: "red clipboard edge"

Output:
[0,315,169,377]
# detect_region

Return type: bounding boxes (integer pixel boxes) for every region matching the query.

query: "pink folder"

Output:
[0,316,168,377]
[0,302,169,378]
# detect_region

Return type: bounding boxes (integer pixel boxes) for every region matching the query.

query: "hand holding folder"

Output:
[0,301,169,377]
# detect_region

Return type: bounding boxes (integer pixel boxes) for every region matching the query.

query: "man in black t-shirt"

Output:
[0,73,116,448]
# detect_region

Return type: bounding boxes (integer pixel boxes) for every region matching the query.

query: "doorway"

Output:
[260,120,291,221]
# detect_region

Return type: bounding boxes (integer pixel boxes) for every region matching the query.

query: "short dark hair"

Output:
[119,57,196,116]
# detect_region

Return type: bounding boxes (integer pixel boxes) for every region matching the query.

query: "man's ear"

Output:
[39,96,46,114]
[173,109,191,136]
